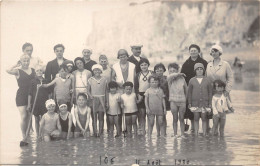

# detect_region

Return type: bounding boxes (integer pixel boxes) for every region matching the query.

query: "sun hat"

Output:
[45,99,56,108]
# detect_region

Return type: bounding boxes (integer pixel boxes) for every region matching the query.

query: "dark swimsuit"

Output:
[59,113,75,132]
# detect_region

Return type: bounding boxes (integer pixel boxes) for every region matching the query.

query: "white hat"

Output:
[211,45,223,54]
[130,44,143,48]
[45,99,56,108]
[92,64,103,72]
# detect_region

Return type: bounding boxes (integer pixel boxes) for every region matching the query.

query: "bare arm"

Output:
[87,79,93,99]
[187,79,193,107]
[75,108,84,132]
[39,115,45,138]
[57,115,62,132]
[183,80,188,97]
[67,113,72,139]
[84,108,91,131]
[42,78,57,88]
[6,63,20,76]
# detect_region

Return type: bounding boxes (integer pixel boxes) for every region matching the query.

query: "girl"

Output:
[145,74,166,137]
[87,64,107,137]
[154,63,168,136]
[212,80,234,137]
[167,63,187,138]
[6,54,36,141]
[39,99,61,142]
[58,102,75,139]
[107,81,121,137]
[28,65,49,137]
[42,64,73,111]
[74,93,91,138]
[121,82,141,136]
[134,58,153,135]
[187,63,212,136]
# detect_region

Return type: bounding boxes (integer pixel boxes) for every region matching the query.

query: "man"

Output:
[82,48,97,72]
[45,44,68,97]
[128,44,146,74]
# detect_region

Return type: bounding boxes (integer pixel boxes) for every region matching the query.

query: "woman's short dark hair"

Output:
[53,44,65,51]
[77,93,88,100]
[123,81,133,88]
[108,81,119,89]
[74,57,85,69]
[168,63,179,70]
[154,63,166,72]
[213,80,226,90]
[59,64,68,71]
[189,44,200,53]
[117,49,129,59]
[138,58,150,67]
[22,42,33,51]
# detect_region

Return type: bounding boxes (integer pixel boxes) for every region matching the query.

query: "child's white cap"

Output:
[59,103,67,109]
[194,63,204,71]
[45,99,56,108]
[92,64,103,72]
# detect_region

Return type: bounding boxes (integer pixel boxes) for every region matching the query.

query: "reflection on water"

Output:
[1,92,260,165]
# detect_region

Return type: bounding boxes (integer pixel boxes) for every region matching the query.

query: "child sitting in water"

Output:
[58,101,75,139]
[212,80,234,137]
[167,63,187,138]
[39,99,61,142]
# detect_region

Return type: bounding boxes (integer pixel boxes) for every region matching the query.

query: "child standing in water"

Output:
[39,99,61,142]
[42,64,73,111]
[107,81,121,137]
[145,75,166,137]
[74,93,91,138]
[134,58,153,135]
[59,102,75,139]
[212,80,234,137]
[87,64,107,137]
[28,65,49,137]
[187,63,212,136]
[167,63,187,138]
[121,82,141,137]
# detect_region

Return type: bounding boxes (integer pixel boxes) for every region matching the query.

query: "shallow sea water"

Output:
[1,83,260,165]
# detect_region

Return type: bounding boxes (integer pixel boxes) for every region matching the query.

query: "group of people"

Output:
[6,42,234,142]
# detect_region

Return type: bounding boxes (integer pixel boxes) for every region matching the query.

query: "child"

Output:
[28,65,49,137]
[134,58,153,135]
[121,82,141,136]
[154,63,168,136]
[167,63,187,138]
[212,80,234,137]
[74,93,91,138]
[39,99,61,142]
[87,64,107,137]
[145,74,166,137]
[107,81,121,137]
[58,101,75,139]
[187,63,212,136]
[42,64,73,111]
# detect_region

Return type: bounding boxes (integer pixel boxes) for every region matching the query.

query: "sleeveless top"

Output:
[77,106,89,129]
[74,69,92,88]
[107,93,121,115]
[121,93,138,113]
[88,77,107,96]
[59,113,69,132]
[101,67,112,83]
[55,77,71,102]
[17,68,36,91]
[113,62,135,87]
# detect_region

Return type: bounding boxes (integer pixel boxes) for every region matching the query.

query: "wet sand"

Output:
[0,90,259,165]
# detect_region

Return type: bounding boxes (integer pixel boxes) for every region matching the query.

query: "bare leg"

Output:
[98,111,104,135]
[148,114,155,137]
[34,115,41,137]
[194,112,200,136]
[201,113,207,136]
[179,105,186,136]
[125,115,132,136]
[18,106,30,140]
[131,114,138,135]
[157,115,164,136]
[219,113,226,137]
[108,115,114,134]
[212,115,219,136]
[171,102,178,136]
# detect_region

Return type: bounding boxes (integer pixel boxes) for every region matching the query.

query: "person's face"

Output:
[155,67,164,76]
[150,78,159,88]
[23,46,33,57]
[140,62,149,72]
[67,65,73,72]
[215,84,224,93]
[110,87,117,94]
[124,86,132,95]
[210,48,221,59]
[118,50,128,64]
[195,67,204,76]
[93,68,102,77]
[131,47,141,57]
[35,68,44,77]
[168,67,178,74]
[59,68,68,78]
[100,59,108,69]
[59,105,68,113]
[76,60,84,70]
[20,58,30,68]
[77,96,86,107]
[189,48,199,59]
[54,47,64,58]
[47,104,56,113]
[82,49,92,60]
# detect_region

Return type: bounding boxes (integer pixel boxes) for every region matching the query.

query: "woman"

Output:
[206,45,233,135]
[6,54,36,141]
[180,44,208,132]
[112,49,136,93]
[82,48,97,72]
